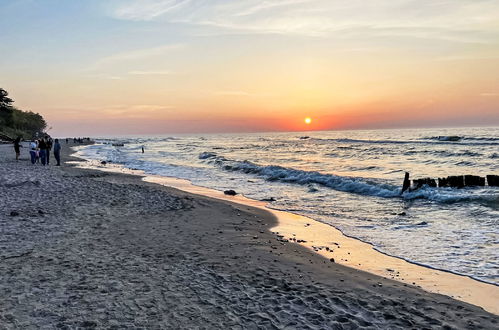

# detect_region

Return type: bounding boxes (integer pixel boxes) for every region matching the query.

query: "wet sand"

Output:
[0,142,497,328]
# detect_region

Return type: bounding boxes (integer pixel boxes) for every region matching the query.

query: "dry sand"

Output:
[0,143,498,329]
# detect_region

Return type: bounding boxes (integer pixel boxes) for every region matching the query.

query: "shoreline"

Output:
[0,142,497,328]
[72,147,499,315]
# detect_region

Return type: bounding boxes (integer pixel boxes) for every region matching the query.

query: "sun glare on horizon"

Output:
[305,117,312,125]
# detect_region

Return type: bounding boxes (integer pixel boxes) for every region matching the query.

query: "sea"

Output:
[75,127,499,285]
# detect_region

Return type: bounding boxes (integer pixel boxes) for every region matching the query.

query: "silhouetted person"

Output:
[38,138,47,165]
[14,136,21,161]
[46,137,53,165]
[65,138,68,144]
[53,139,61,166]
[142,146,145,153]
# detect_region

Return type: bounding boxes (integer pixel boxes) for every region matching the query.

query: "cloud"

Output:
[231,0,311,17]
[480,92,498,97]
[214,90,251,96]
[51,104,177,119]
[128,70,172,75]
[108,0,499,42]
[93,44,184,68]
[112,0,191,21]
[434,55,499,62]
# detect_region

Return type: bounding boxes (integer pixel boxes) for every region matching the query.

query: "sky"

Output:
[1,0,498,136]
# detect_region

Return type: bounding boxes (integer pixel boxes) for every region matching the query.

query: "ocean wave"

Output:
[455,161,475,166]
[402,149,483,158]
[423,136,499,142]
[199,151,499,205]
[346,165,380,171]
[160,136,180,141]
[334,138,413,145]
[425,136,462,142]
[463,136,499,142]
[198,152,399,197]
[199,152,218,159]
[404,186,499,204]
[221,160,401,198]
[309,137,498,147]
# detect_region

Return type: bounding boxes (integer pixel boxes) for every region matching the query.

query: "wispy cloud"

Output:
[128,70,172,75]
[214,90,251,96]
[53,104,177,118]
[112,0,191,21]
[93,44,184,68]
[100,104,177,118]
[231,0,310,17]
[480,92,498,97]
[435,55,499,62]
[108,0,499,42]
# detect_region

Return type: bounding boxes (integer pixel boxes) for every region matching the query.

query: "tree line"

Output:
[0,88,47,140]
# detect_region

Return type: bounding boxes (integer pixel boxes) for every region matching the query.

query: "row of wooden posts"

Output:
[402,173,499,193]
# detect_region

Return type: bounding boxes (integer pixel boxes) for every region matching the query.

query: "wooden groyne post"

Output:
[402,173,499,191]
[487,175,499,187]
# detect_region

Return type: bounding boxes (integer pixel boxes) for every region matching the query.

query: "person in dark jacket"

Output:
[53,139,62,166]
[13,136,21,161]
[46,137,53,165]
[38,138,47,165]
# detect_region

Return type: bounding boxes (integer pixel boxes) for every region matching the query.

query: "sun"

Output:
[304,117,312,125]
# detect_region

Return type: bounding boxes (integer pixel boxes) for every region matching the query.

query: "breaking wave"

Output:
[219,160,400,198]
[199,152,499,205]
[307,137,499,146]
[425,136,462,141]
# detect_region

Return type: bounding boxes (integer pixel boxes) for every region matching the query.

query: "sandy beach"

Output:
[0,142,498,329]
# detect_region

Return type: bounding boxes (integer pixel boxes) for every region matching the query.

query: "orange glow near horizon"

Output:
[305,117,312,125]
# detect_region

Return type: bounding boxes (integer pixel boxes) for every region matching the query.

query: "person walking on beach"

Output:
[29,140,37,164]
[38,138,47,165]
[53,139,61,166]
[13,136,22,161]
[46,137,52,165]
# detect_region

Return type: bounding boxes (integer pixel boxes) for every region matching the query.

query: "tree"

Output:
[0,88,14,108]
[0,88,14,127]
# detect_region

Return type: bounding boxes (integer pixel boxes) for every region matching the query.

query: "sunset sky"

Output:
[1,0,499,136]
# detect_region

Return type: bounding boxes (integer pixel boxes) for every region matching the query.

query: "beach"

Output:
[0,143,498,329]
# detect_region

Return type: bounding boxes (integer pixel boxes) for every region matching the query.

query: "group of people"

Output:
[14,136,62,166]
[72,137,91,143]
